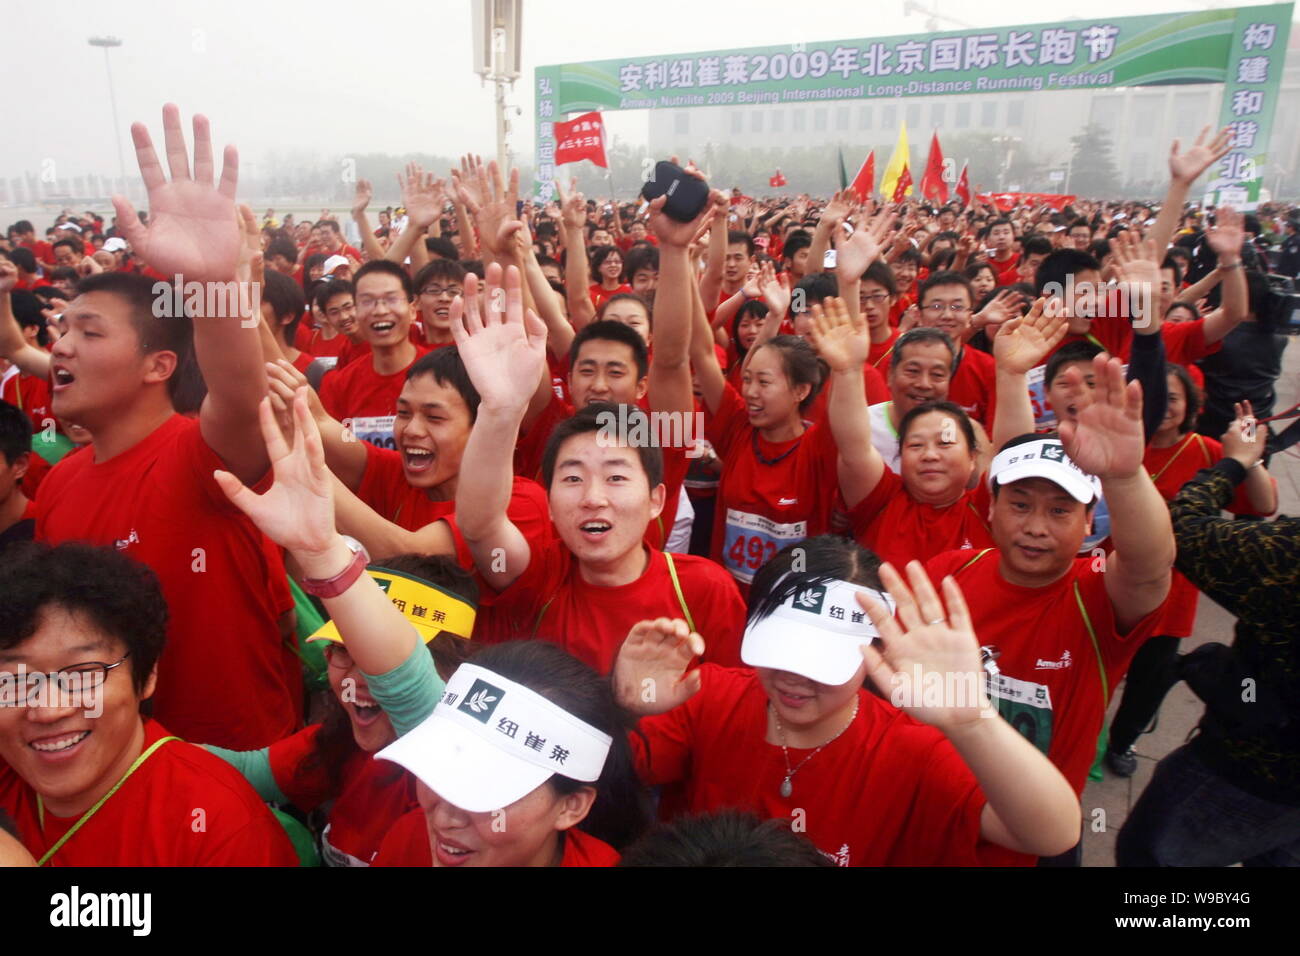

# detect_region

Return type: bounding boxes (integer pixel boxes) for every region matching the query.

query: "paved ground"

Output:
[1080,333,1300,866]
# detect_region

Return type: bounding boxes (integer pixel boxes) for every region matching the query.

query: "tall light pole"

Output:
[88,36,126,191]
[472,1,522,171]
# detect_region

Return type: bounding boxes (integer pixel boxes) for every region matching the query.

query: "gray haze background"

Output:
[1,0,1259,194]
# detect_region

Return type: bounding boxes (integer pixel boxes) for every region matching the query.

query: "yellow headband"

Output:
[307,567,477,644]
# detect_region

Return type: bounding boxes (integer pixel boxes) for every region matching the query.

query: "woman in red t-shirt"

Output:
[588,245,631,309]
[1105,370,1276,775]
[612,536,1082,865]
[690,293,868,590]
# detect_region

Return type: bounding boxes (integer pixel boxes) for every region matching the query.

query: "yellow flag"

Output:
[880,120,912,200]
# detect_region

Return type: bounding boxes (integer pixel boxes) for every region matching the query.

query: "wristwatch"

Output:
[300,536,370,598]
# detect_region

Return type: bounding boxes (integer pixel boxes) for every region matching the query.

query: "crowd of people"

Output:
[0,106,1296,868]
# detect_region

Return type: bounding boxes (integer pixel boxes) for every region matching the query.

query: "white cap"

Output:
[377,663,612,813]
[322,254,350,275]
[742,578,895,686]
[989,437,1101,504]
[102,237,127,253]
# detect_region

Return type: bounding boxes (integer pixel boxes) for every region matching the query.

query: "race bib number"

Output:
[348,415,396,449]
[723,509,806,584]
[987,673,1053,756]
[316,356,339,371]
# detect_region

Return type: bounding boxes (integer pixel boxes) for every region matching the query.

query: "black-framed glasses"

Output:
[0,651,131,707]
[420,285,463,298]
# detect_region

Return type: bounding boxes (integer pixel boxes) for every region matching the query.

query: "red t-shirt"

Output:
[486,540,746,674]
[21,239,55,265]
[1056,317,1220,366]
[989,252,1021,287]
[868,329,901,371]
[706,383,839,588]
[947,345,997,428]
[1144,433,1269,638]
[371,807,621,866]
[849,468,994,569]
[358,442,553,570]
[588,282,632,309]
[35,416,301,749]
[0,720,298,866]
[1,368,52,434]
[291,350,316,375]
[319,348,430,444]
[925,549,1168,795]
[802,363,890,427]
[267,724,418,867]
[632,665,988,866]
[301,328,370,368]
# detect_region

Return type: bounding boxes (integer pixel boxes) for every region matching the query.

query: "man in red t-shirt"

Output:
[316,219,362,262]
[23,107,302,750]
[926,355,1173,862]
[986,219,1020,286]
[913,270,996,428]
[452,263,745,674]
[0,542,297,865]
[319,260,429,447]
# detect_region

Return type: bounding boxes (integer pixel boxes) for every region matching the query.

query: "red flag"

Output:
[955,161,971,206]
[850,151,875,202]
[769,168,787,188]
[553,111,608,169]
[892,163,913,203]
[920,132,948,203]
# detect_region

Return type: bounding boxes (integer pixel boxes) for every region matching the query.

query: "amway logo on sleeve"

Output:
[50,886,151,936]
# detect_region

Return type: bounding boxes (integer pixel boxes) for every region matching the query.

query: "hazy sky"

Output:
[0,0,1276,184]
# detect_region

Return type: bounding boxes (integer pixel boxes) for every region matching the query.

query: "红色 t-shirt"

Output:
[371,807,621,866]
[848,467,994,569]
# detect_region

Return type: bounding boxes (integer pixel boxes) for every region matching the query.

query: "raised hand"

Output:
[459,161,519,259]
[993,297,1068,376]
[821,188,857,228]
[214,389,337,557]
[612,618,705,716]
[741,264,762,299]
[352,178,373,218]
[448,263,548,414]
[835,205,897,280]
[452,154,487,210]
[1057,353,1145,479]
[400,163,447,231]
[858,561,992,730]
[807,295,868,372]
[112,103,240,283]
[758,261,790,318]
[1169,126,1233,186]
[1205,205,1245,260]
[1221,400,1264,468]
[648,171,726,248]
[0,258,16,295]
[973,287,1025,333]
[554,178,587,232]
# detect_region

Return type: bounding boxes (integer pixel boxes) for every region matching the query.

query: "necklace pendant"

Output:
[779,776,793,799]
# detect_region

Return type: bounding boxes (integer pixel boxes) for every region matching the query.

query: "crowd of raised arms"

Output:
[0,105,1297,869]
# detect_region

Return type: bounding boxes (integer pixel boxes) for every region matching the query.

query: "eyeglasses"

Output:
[419,285,463,298]
[356,294,408,311]
[860,292,891,304]
[922,302,970,315]
[0,652,131,707]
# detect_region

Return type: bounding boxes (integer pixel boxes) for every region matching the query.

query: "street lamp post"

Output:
[88,36,126,194]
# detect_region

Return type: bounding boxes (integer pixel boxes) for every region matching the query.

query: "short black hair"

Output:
[52,237,83,258]
[1044,340,1103,387]
[1160,255,1184,287]
[318,219,343,236]
[265,237,298,265]
[619,811,832,867]
[791,272,837,312]
[0,542,168,696]
[898,400,976,450]
[540,402,664,491]
[891,328,956,373]
[918,270,974,307]
[8,247,36,273]
[781,230,813,262]
[569,319,649,379]
[353,258,414,299]
[413,258,467,294]
[75,273,195,402]
[726,231,755,257]
[425,236,460,261]
[1166,362,1200,434]
[624,244,659,279]
[894,246,923,265]
[1035,248,1101,296]
[313,277,355,312]
[1021,236,1052,258]
[0,400,31,466]
[261,268,306,343]
[405,346,481,422]
[861,259,897,294]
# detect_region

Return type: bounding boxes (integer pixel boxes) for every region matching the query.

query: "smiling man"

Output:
[0,542,297,865]
[913,271,996,428]
[452,265,744,674]
[319,260,430,448]
[926,355,1173,862]
[867,328,956,474]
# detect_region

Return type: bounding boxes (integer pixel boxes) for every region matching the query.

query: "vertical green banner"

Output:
[535,65,561,200]
[1212,6,1293,208]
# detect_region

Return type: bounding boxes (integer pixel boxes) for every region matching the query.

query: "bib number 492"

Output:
[729,534,777,572]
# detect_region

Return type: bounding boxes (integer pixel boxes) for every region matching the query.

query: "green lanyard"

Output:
[35,735,180,866]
